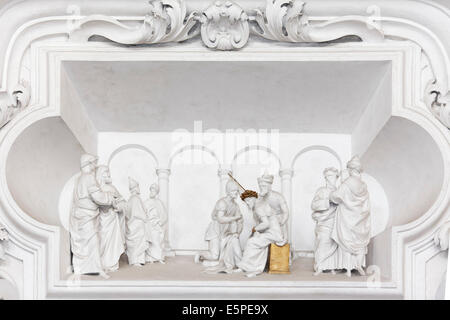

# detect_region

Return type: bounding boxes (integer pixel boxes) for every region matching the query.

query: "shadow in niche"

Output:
[363,116,445,282]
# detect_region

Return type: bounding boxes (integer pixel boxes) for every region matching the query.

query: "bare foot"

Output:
[246,272,258,278]
[331,270,336,275]
[159,260,166,264]
[99,271,110,279]
[313,269,322,276]
[346,269,352,277]
[233,268,243,273]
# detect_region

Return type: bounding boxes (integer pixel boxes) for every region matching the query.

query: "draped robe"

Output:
[330,175,370,270]
[98,184,125,271]
[237,201,285,275]
[143,199,165,262]
[206,198,243,273]
[125,194,148,265]
[311,186,338,271]
[70,173,112,274]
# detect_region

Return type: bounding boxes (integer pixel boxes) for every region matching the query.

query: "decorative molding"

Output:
[69,0,198,44]
[425,83,450,129]
[199,1,249,50]
[252,0,384,43]
[0,81,30,129]
[0,223,8,261]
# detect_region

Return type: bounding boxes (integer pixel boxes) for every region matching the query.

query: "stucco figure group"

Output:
[195,173,290,277]
[69,153,371,279]
[311,156,371,277]
[69,154,167,276]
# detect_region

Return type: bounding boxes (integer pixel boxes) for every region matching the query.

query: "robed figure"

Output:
[205,180,243,273]
[125,178,148,266]
[257,174,290,244]
[96,165,126,272]
[311,167,339,275]
[330,156,371,277]
[144,183,166,263]
[237,190,285,277]
[70,154,112,276]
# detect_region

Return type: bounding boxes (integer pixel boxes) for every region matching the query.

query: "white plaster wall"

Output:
[362,116,445,280]
[6,117,84,226]
[95,131,392,255]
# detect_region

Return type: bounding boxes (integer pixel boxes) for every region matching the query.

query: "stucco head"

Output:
[347,155,362,172]
[128,177,139,193]
[80,154,98,170]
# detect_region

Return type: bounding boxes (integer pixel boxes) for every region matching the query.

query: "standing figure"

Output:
[0,223,8,261]
[205,180,244,273]
[125,178,148,266]
[96,165,126,272]
[70,154,113,276]
[144,183,167,263]
[237,190,286,277]
[311,167,339,275]
[257,174,290,244]
[195,180,242,267]
[330,156,371,277]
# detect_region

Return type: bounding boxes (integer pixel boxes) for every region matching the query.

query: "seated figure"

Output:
[237,190,286,277]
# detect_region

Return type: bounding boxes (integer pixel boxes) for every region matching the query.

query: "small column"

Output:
[279,168,294,247]
[218,167,232,197]
[156,168,172,255]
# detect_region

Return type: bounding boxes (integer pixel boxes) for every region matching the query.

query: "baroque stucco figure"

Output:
[311,167,339,275]
[144,183,166,264]
[125,178,148,266]
[257,174,290,244]
[70,154,113,277]
[237,190,286,277]
[96,165,126,272]
[195,180,243,268]
[330,156,371,277]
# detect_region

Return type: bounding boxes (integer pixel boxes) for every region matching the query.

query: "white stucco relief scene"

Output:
[0,0,450,300]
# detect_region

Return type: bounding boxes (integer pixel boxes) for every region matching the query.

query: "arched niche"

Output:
[231,146,282,248]
[291,147,342,252]
[168,146,220,252]
[6,117,84,226]
[362,116,445,280]
[5,116,84,284]
[108,145,158,200]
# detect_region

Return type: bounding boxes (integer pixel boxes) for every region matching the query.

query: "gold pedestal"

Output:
[268,243,290,274]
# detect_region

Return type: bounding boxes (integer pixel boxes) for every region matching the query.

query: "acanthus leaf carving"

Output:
[423,80,450,129]
[69,0,199,45]
[0,81,30,130]
[199,1,249,51]
[252,0,384,43]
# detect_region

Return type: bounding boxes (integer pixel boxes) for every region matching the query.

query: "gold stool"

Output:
[268,243,290,274]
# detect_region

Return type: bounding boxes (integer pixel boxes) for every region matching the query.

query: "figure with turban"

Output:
[257,173,290,244]
[125,178,148,266]
[311,167,339,275]
[330,156,371,277]
[70,154,113,276]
